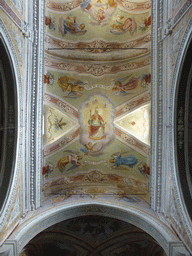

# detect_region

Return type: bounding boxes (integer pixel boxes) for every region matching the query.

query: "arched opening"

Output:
[175,35,192,220]
[0,37,17,211]
[21,215,166,256]
[14,203,181,255]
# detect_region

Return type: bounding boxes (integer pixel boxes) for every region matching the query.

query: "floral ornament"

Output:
[141,74,151,88]
[45,16,56,31]
[42,162,54,177]
[44,71,55,85]
[138,163,150,177]
[53,116,67,131]
[140,16,151,31]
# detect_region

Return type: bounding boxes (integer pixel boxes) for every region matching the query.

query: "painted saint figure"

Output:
[81,0,117,26]
[88,108,105,140]
[109,154,138,168]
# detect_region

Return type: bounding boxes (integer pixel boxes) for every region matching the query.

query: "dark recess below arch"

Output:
[0,37,17,211]
[176,36,192,220]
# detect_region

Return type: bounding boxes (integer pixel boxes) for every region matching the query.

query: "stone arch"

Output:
[9,202,183,255]
[170,17,192,246]
[0,19,23,231]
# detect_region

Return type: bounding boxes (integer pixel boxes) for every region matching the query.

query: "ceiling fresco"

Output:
[43,0,151,203]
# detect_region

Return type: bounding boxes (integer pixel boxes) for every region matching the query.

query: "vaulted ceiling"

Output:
[43,0,151,204]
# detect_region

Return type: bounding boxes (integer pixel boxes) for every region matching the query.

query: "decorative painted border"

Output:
[115,92,151,118]
[45,0,82,11]
[45,34,151,54]
[42,170,127,191]
[173,0,192,25]
[117,0,151,11]
[44,93,79,119]
[0,19,23,239]
[43,128,80,157]
[0,0,22,28]
[115,127,150,156]
[44,56,151,76]
[45,0,151,12]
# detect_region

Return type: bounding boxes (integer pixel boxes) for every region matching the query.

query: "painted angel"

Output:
[112,74,139,95]
[109,151,138,169]
[57,150,83,172]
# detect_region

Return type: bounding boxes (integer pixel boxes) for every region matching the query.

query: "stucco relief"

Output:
[10,0,23,15]
[170,10,192,72]
[9,25,23,64]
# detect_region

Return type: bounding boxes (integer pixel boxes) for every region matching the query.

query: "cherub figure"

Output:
[80,142,97,155]
[112,75,139,95]
[97,8,105,24]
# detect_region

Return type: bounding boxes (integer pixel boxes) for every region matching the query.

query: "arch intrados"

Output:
[15,202,178,254]
[0,20,22,226]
